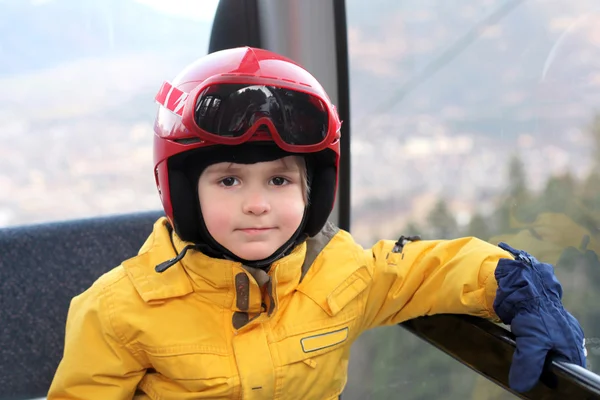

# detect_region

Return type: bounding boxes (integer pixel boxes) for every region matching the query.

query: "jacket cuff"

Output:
[482,265,501,322]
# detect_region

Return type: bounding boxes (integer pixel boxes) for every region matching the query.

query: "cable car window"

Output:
[345,1,600,398]
[0,0,219,228]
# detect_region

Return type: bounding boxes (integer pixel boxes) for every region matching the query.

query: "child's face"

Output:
[198,156,306,261]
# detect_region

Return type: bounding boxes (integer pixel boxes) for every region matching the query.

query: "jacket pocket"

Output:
[272,317,355,400]
[300,326,349,353]
[277,320,354,365]
[138,344,235,397]
[298,265,371,317]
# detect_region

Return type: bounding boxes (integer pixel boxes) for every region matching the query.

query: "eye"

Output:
[219,177,239,187]
[270,176,289,186]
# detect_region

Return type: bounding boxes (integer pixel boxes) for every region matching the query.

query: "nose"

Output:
[242,189,271,215]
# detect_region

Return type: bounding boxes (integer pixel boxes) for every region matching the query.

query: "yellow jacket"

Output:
[48,218,509,400]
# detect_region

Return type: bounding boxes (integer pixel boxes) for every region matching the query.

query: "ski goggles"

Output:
[155,76,341,152]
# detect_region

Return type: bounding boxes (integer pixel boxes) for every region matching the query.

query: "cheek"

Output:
[278,190,306,226]
[202,209,231,235]
[198,186,232,237]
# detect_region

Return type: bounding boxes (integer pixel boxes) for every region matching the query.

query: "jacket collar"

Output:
[121,218,193,303]
[122,218,308,312]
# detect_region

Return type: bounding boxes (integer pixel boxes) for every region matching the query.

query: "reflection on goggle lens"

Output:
[194,84,329,145]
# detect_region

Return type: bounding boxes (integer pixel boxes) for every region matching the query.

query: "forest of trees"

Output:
[345,115,600,399]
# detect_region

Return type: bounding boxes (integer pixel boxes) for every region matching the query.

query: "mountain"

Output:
[346,0,600,142]
[2,0,600,233]
[0,0,212,76]
[0,0,215,125]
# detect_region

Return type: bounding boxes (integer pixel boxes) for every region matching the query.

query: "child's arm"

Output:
[360,236,507,329]
[359,236,585,393]
[48,278,146,399]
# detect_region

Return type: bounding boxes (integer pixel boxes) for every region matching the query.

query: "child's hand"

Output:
[493,242,587,393]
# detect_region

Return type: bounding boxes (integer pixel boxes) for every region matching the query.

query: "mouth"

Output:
[238,227,274,234]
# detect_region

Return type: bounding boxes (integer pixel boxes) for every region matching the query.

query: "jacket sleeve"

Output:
[48,274,147,399]
[360,237,513,330]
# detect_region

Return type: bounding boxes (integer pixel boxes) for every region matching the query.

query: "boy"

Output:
[48,47,585,399]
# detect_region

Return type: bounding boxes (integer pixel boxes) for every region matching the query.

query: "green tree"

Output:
[464,213,491,240]
[536,173,576,213]
[507,153,529,201]
[492,154,533,235]
[581,172,600,211]
[427,199,458,239]
[401,220,423,238]
[579,113,600,371]
[589,113,600,168]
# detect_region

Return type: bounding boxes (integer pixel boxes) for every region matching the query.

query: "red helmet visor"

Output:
[156,80,339,153]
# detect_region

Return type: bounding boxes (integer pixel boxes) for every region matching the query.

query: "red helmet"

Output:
[153,47,341,243]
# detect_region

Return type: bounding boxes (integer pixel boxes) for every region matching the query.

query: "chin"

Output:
[232,246,278,262]
[236,252,274,261]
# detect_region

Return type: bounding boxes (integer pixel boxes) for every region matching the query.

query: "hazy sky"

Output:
[134,0,219,22]
[26,0,220,21]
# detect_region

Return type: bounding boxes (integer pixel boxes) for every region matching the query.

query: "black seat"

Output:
[0,211,163,399]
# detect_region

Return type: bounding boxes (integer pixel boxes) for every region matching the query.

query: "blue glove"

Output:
[493,242,586,393]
